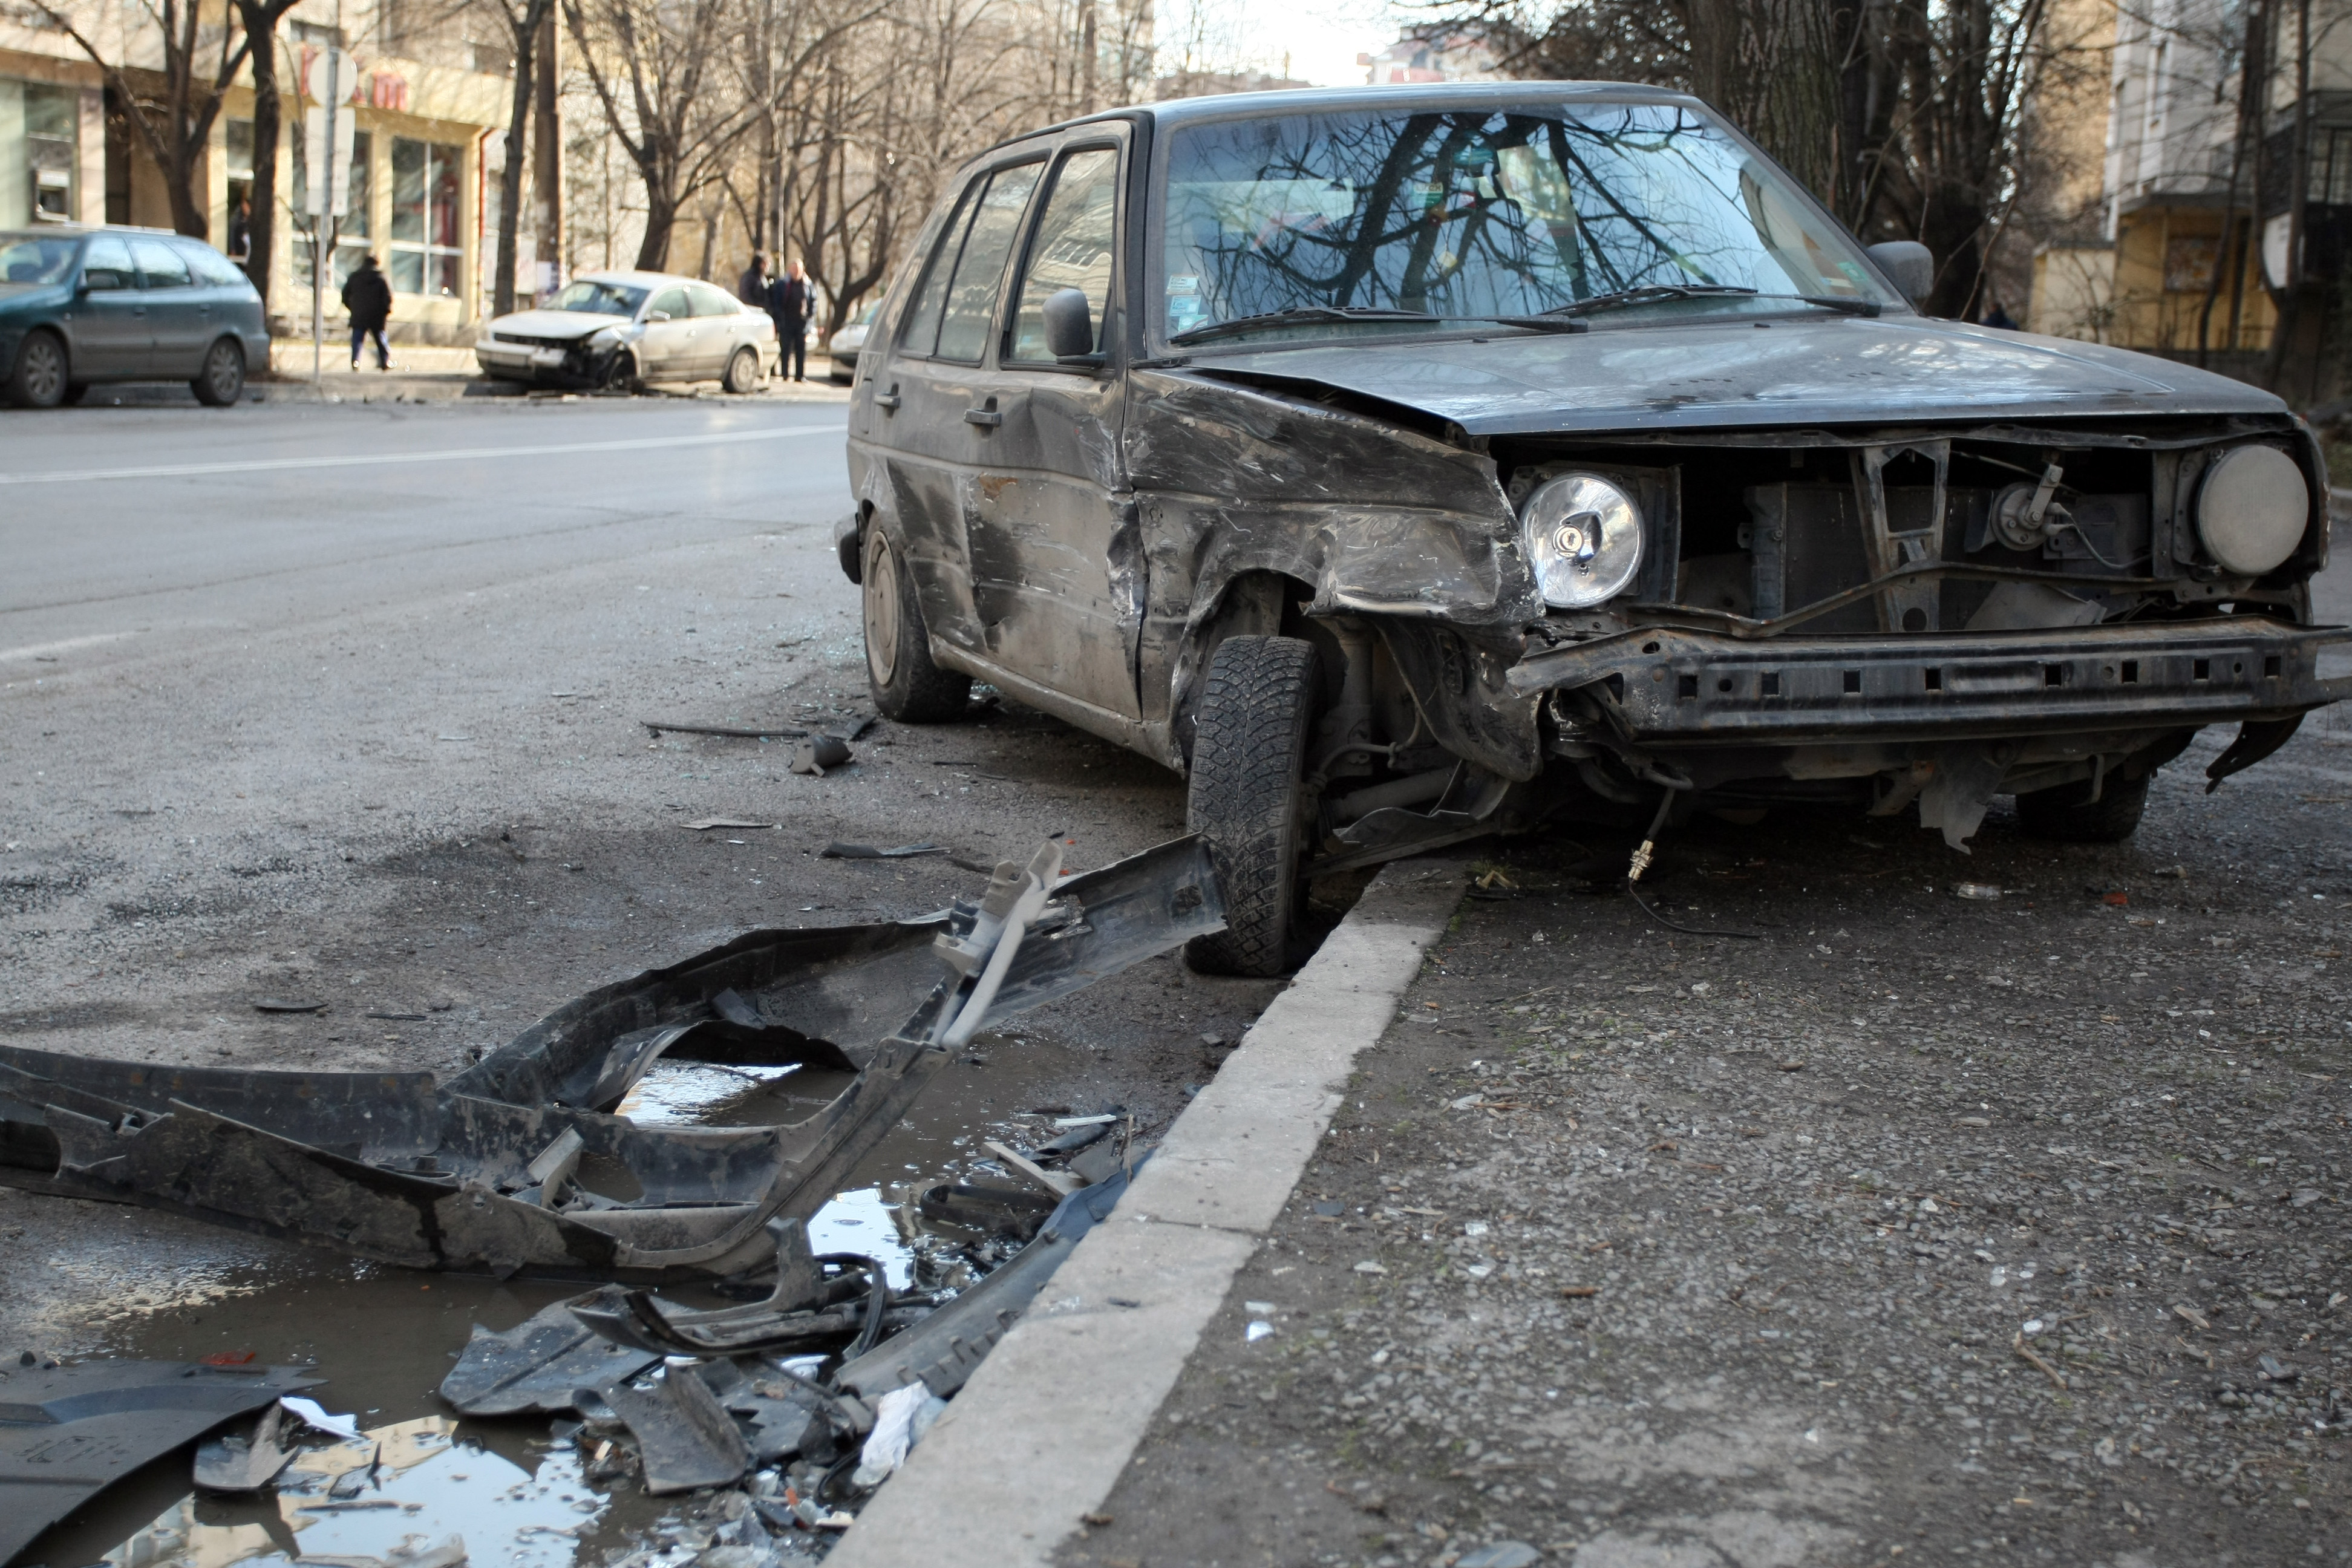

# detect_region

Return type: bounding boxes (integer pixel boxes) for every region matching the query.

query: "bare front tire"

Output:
[723,346,760,394]
[192,338,245,406]
[6,329,67,408]
[2017,772,2149,843]
[862,525,971,722]
[1184,635,1318,977]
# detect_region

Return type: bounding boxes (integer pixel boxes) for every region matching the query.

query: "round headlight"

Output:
[2196,445,2308,576]
[1523,472,1644,609]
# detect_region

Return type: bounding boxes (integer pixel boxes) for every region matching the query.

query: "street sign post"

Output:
[304,36,351,387]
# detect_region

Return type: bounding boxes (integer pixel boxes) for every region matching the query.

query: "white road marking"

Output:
[0,630,139,662]
[0,422,850,485]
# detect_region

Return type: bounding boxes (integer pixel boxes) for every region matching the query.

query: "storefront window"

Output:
[391,137,463,296]
[25,83,77,223]
[292,128,373,288]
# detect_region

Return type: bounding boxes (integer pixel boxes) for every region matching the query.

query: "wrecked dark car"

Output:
[836,82,2342,976]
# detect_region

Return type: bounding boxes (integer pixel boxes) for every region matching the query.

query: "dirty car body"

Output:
[838,83,2339,960]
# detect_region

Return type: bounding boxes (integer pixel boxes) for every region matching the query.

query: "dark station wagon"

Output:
[0,226,269,408]
[837,82,2343,975]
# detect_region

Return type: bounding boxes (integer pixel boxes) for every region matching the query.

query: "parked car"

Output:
[0,226,267,408]
[475,270,776,393]
[826,301,880,384]
[837,83,2341,976]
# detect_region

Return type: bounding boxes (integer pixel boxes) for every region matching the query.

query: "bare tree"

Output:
[228,0,304,301]
[25,0,252,237]
[488,0,560,315]
[564,0,757,269]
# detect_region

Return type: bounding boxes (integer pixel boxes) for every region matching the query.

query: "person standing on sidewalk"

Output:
[738,252,769,307]
[342,255,393,371]
[768,260,811,382]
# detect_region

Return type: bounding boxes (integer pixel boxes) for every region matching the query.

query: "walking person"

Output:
[341,254,393,371]
[768,259,811,382]
[737,251,768,307]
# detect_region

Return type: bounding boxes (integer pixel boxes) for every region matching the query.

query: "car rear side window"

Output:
[130,238,192,289]
[687,282,738,317]
[1008,146,1120,362]
[932,162,1043,361]
[900,182,981,356]
[81,237,134,290]
[177,240,248,287]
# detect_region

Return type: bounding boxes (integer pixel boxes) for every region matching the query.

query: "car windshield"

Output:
[1157,101,1897,345]
[0,232,81,286]
[546,279,647,316]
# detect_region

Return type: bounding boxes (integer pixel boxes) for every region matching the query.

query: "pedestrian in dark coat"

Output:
[738,252,768,306]
[341,255,393,371]
[768,260,812,382]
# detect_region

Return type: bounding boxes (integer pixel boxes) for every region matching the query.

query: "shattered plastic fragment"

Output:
[789,735,852,776]
[192,1402,299,1492]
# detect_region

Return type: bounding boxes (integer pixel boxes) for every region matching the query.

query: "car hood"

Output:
[0,281,68,313]
[485,309,635,339]
[1184,315,2287,436]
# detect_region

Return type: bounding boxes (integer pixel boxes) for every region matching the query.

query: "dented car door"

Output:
[871,158,1047,665]
[957,136,1141,722]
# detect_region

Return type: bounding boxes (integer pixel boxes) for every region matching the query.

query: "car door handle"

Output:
[874,384,901,411]
[964,400,1002,428]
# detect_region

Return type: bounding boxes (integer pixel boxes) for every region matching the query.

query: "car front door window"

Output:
[640,286,691,377]
[1007,146,1120,362]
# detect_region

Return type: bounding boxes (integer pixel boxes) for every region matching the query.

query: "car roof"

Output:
[573,269,728,290]
[985,80,1707,155]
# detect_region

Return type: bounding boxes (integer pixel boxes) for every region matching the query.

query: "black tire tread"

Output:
[866,529,971,723]
[2017,772,2149,843]
[7,328,67,408]
[1186,635,1317,976]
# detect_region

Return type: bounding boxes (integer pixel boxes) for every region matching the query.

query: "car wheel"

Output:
[1184,635,1319,978]
[191,338,245,407]
[600,350,638,394]
[2016,771,2149,843]
[723,345,761,395]
[863,525,972,722]
[6,329,68,408]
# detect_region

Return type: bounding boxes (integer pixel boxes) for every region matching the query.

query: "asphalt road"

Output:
[0,397,1284,1426]
[5,398,2349,1565]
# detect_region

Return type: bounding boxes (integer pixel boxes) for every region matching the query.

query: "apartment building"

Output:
[2031,0,2348,384]
[0,0,517,344]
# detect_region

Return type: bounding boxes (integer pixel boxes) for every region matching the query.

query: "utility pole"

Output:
[310,0,345,388]
[534,6,561,296]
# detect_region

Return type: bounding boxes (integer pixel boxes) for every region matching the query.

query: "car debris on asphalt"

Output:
[0,836,1223,1281]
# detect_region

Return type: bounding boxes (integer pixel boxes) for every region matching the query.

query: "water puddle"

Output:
[18,1023,1123,1568]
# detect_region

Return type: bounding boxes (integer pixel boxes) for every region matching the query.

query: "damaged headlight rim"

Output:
[2195,443,2308,577]
[1521,471,1645,609]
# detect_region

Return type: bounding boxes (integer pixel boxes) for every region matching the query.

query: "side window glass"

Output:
[1008,146,1120,362]
[648,287,688,321]
[82,237,134,290]
[177,241,246,287]
[933,161,1044,362]
[901,181,982,356]
[131,238,192,289]
[688,283,737,318]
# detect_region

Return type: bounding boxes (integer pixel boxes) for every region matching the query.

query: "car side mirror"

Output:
[73,273,91,296]
[1866,241,1934,308]
[645,309,671,323]
[1042,287,1096,361]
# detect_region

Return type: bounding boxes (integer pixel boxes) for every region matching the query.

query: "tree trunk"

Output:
[636,183,679,270]
[241,8,283,300]
[494,4,543,319]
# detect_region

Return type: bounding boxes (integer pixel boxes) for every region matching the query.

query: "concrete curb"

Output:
[827,858,1466,1568]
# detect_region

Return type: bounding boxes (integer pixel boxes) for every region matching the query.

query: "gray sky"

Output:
[1157,0,1411,86]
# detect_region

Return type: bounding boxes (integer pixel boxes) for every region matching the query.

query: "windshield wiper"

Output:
[1547,285,1881,319]
[1169,305,1586,347]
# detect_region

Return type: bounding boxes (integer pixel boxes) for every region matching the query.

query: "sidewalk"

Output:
[69,341,854,408]
[1050,809,2347,1566]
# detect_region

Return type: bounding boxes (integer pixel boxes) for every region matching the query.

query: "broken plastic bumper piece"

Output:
[1509,618,2352,743]
[0,836,1223,1283]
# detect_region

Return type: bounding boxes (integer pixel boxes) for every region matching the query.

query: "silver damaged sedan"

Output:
[475,270,776,393]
